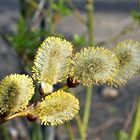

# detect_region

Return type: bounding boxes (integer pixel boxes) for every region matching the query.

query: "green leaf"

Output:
[73,34,87,46]
[52,2,72,16]
[116,130,130,140]
[131,10,140,24]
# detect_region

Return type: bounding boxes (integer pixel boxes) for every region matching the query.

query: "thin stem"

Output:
[0,104,35,124]
[0,111,28,124]
[27,0,48,16]
[83,87,93,133]
[42,126,48,140]
[75,115,85,140]
[32,122,43,140]
[87,0,94,46]
[130,95,140,140]
[82,0,94,138]
[65,122,75,140]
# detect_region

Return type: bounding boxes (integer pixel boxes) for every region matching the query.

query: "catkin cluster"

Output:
[0,36,140,125]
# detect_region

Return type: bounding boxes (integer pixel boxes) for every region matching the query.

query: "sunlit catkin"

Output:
[30,90,79,125]
[32,36,73,85]
[67,47,119,86]
[111,39,140,86]
[0,74,34,114]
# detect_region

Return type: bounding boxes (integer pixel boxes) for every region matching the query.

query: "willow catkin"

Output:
[111,39,140,86]
[32,36,73,85]
[30,90,79,125]
[0,74,34,114]
[66,47,119,86]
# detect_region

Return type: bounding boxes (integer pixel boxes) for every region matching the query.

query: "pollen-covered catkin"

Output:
[66,47,119,86]
[111,39,140,86]
[30,90,79,125]
[32,36,73,85]
[0,74,34,114]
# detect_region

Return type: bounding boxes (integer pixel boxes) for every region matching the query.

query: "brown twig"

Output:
[93,117,124,135]
[96,23,139,46]
[123,100,137,132]
[0,112,27,124]
[0,104,35,125]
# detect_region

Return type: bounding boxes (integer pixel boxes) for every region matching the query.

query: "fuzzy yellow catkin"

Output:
[32,36,73,86]
[111,39,140,86]
[0,74,34,114]
[30,90,79,125]
[66,47,119,86]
